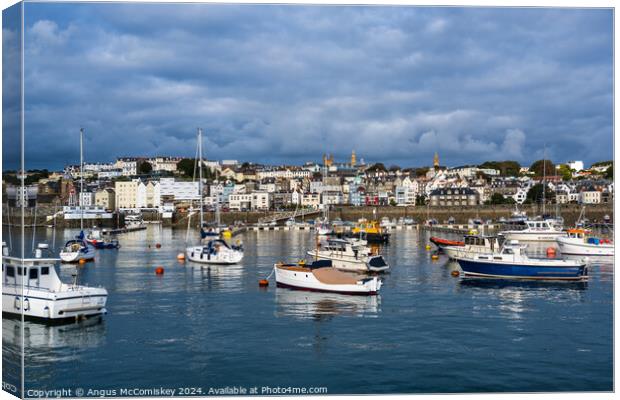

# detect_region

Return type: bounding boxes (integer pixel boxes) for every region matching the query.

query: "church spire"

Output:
[433,152,439,168]
[351,150,356,166]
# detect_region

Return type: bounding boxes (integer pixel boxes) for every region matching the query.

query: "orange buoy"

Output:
[155,243,162,249]
[155,267,165,275]
[451,270,460,277]
[431,254,439,260]
[258,279,269,287]
[79,259,87,264]
[177,253,185,261]
[546,247,557,258]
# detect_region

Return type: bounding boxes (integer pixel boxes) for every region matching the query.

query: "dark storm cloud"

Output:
[18,3,613,170]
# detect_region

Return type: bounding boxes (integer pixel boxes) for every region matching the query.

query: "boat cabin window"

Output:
[502,248,514,254]
[17,267,23,276]
[29,268,38,280]
[41,266,49,275]
[6,266,15,277]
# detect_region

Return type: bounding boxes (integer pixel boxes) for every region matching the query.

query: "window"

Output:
[29,268,38,280]
[6,266,15,277]
[17,267,23,276]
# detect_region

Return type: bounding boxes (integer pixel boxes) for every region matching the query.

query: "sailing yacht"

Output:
[185,128,244,265]
[60,129,96,263]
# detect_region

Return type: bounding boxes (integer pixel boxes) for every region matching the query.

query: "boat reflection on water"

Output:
[2,316,106,360]
[186,263,245,292]
[274,288,380,320]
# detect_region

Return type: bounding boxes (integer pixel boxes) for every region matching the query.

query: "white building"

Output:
[321,191,344,206]
[79,192,95,207]
[98,169,123,179]
[149,157,181,173]
[115,158,138,176]
[567,160,584,172]
[251,191,272,211]
[229,193,252,211]
[159,178,200,201]
[579,189,601,204]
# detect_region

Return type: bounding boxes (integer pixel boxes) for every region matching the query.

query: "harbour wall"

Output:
[2,204,613,229]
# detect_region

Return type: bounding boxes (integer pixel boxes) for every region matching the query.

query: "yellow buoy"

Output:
[431,254,439,260]
[222,230,232,239]
[425,245,432,251]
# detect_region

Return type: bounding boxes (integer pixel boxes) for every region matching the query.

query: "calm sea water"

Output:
[2,226,613,395]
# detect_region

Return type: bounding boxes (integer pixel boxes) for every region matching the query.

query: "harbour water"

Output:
[2,226,613,394]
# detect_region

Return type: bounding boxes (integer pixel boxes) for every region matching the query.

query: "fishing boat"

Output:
[443,235,501,259]
[274,259,382,295]
[454,240,587,281]
[499,219,566,242]
[350,219,390,243]
[556,228,614,256]
[430,236,464,251]
[3,244,107,321]
[185,128,244,265]
[307,238,389,272]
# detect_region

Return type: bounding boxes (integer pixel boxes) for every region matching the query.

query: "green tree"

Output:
[529,159,555,177]
[479,161,521,177]
[605,164,613,180]
[389,199,397,206]
[525,183,556,204]
[415,195,426,206]
[557,164,573,181]
[137,161,153,175]
[177,159,196,177]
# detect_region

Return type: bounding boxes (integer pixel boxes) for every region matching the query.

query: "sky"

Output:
[2,3,614,170]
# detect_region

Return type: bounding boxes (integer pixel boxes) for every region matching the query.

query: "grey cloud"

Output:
[14,4,613,170]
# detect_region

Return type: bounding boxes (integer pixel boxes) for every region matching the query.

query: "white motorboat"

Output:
[307,238,389,272]
[185,128,244,265]
[556,228,614,256]
[186,239,244,265]
[2,246,107,321]
[274,259,382,295]
[499,219,566,242]
[59,234,96,263]
[124,214,146,231]
[443,235,502,260]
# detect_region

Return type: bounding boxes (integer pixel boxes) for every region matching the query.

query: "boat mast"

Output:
[198,128,204,229]
[80,127,84,231]
[542,144,546,216]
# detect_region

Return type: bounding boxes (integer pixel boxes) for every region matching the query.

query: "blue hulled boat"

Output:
[455,241,588,281]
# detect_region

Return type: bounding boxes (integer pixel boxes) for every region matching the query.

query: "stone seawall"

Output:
[2,204,613,229]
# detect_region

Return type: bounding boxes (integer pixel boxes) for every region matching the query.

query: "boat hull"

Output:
[557,237,614,256]
[456,259,588,281]
[59,247,96,263]
[274,266,380,295]
[2,288,107,320]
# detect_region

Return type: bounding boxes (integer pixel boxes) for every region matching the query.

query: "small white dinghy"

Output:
[274,259,382,295]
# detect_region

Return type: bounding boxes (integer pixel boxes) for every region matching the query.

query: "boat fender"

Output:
[451,270,460,277]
